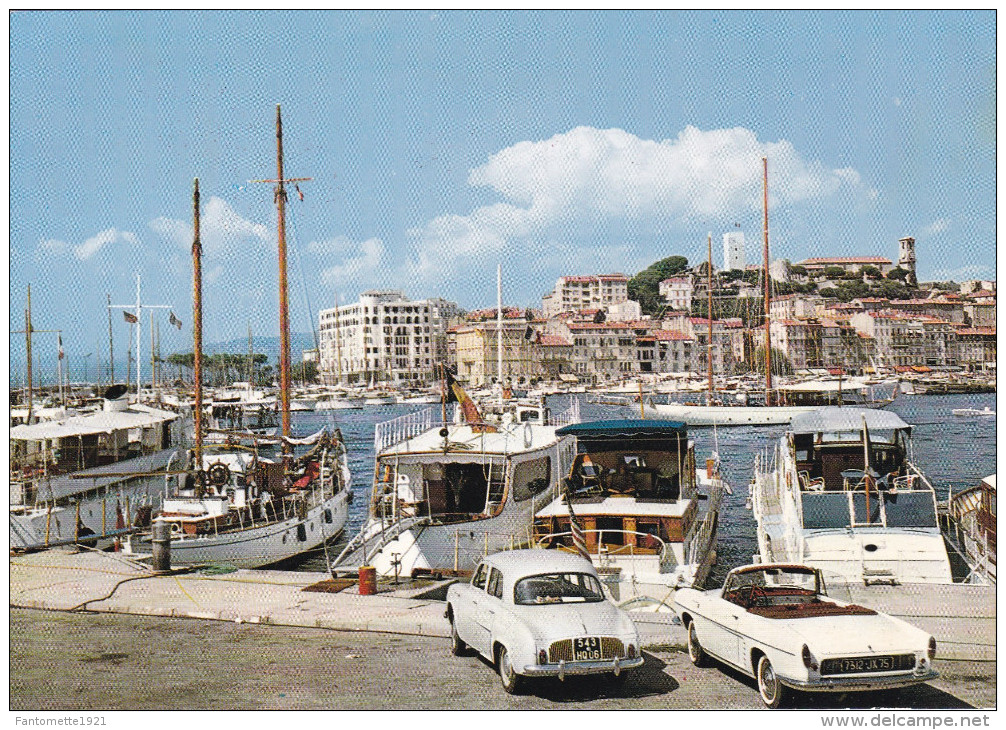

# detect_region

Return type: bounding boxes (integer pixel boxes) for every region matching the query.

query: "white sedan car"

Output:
[674,564,938,708]
[445,549,644,694]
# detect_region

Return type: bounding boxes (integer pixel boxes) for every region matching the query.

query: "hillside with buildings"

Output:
[311,233,995,388]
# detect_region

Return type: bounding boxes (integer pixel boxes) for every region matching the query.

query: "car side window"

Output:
[487,568,503,598]
[472,563,488,590]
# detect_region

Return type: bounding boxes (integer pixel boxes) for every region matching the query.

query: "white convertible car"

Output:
[674,564,938,708]
[445,549,644,694]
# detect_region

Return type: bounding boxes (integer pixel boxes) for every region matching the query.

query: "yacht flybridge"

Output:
[533,419,729,611]
[331,395,580,579]
[749,407,953,585]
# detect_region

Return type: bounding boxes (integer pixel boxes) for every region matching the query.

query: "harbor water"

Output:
[277,392,997,584]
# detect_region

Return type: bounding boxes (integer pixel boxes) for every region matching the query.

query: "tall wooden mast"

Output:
[25,285,32,422]
[707,232,714,405]
[251,105,311,456]
[762,156,772,405]
[192,178,204,476]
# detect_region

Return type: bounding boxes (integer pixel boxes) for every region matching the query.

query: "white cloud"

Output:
[922,218,951,236]
[74,228,139,260]
[406,125,872,280]
[38,238,68,255]
[149,216,192,249]
[149,197,269,255]
[317,237,386,285]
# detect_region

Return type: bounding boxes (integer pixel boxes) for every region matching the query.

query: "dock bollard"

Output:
[151,519,172,573]
[359,565,377,595]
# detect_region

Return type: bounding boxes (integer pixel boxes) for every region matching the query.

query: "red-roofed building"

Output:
[955,326,996,371]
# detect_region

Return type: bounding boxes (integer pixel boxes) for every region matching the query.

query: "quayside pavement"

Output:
[10,548,994,659]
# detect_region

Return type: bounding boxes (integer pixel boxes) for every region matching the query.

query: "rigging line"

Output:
[285,204,320,355]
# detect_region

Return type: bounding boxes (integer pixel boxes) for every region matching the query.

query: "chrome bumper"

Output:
[782,669,939,693]
[523,656,645,680]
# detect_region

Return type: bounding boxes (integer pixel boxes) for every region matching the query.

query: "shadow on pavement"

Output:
[712,659,975,710]
[518,653,678,702]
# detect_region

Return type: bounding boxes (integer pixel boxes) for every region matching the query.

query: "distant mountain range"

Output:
[10,333,318,387]
[200,332,318,362]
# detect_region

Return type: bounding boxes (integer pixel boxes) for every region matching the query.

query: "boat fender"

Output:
[296,523,307,542]
[523,422,533,449]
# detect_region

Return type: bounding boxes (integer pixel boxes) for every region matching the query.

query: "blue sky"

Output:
[10,10,995,381]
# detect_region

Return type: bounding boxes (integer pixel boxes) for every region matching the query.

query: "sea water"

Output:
[281,392,996,583]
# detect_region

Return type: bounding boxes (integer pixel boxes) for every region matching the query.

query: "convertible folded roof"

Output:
[556,419,687,438]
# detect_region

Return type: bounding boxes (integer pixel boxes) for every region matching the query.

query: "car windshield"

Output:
[514,572,605,605]
[726,568,819,593]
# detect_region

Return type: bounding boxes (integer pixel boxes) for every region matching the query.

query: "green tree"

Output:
[861,264,883,279]
[292,360,319,384]
[627,255,689,315]
[823,266,847,279]
[887,266,910,282]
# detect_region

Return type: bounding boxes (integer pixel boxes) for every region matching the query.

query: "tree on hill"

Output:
[627,255,689,315]
[887,266,910,282]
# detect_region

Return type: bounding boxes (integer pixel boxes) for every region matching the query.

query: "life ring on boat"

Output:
[523,422,533,449]
[207,461,231,486]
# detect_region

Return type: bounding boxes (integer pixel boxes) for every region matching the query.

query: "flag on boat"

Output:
[563,477,591,560]
[169,311,183,330]
[444,368,496,433]
[123,311,138,324]
[57,335,64,360]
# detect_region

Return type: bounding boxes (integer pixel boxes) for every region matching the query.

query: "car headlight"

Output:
[928,637,937,660]
[626,644,636,659]
[801,644,818,672]
[538,648,548,664]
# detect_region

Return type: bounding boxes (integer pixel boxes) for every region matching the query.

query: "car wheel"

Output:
[449,617,466,657]
[497,646,524,695]
[757,655,789,709]
[686,620,708,667]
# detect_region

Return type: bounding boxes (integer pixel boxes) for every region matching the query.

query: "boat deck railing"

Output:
[535,529,678,573]
[374,405,457,452]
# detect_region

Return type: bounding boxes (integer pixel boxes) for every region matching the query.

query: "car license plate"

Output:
[820,654,914,675]
[573,637,602,661]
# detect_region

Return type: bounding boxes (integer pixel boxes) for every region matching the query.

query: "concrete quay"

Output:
[10,548,994,660]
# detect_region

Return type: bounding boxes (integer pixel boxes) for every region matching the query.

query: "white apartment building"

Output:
[659,276,694,311]
[723,231,745,271]
[542,274,630,317]
[318,290,461,385]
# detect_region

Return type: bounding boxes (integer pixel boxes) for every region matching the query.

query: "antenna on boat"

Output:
[249,104,312,459]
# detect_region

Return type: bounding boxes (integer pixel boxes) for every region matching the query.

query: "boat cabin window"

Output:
[511,456,552,502]
[881,491,937,528]
[566,446,682,501]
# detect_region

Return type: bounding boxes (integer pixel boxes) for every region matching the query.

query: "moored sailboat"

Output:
[126,110,351,566]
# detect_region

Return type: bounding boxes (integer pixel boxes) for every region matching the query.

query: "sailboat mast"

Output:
[107,293,114,384]
[497,263,503,402]
[333,291,343,386]
[25,285,33,422]
[762,156,772,404]
[192,178,204,475]
[275,105,293,447]
[707,232,714,405]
